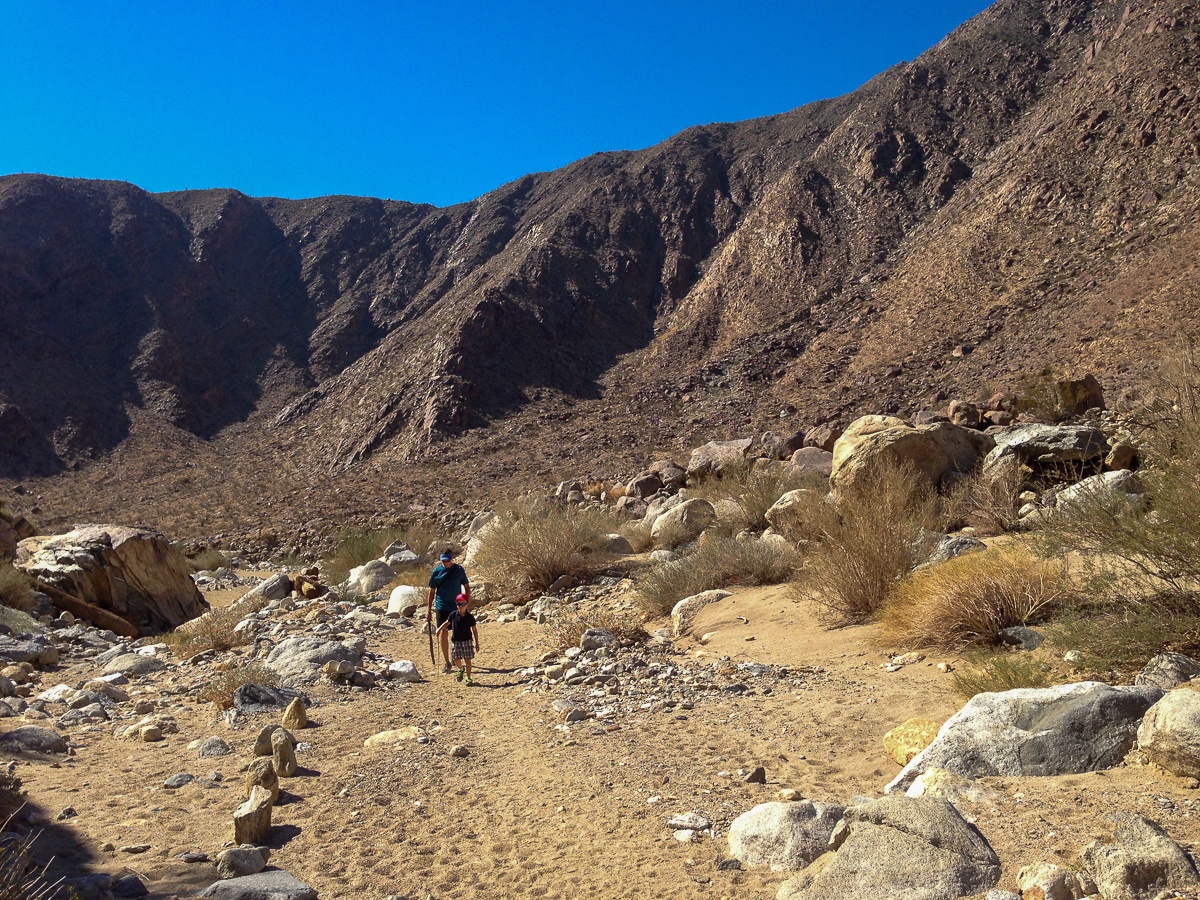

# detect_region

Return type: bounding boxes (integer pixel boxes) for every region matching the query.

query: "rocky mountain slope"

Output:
[1,0,1198,535]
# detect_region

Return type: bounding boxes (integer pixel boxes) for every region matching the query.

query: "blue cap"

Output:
[439,551,453,561]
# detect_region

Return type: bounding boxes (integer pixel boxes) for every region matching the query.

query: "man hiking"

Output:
[427,549,471,674]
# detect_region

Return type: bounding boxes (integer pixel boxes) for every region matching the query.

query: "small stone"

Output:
[139,725,163,742]
[198,736,232,758]
[57,806,78,820]
[1063,650,1084,665]
[179,850,209,862]
[271,728,298,778]
[744,766,767,785]
[280,697,307,731]
[450,745,470,758]
[120,844,151,853]
[113,874,149,898]
[233,785,273,845]
[777,789,803,802]
[216,844,271,879]
[163,773,194,789]
[245,757,280,804]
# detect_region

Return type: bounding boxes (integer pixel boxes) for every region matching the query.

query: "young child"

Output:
[437,595,480,685]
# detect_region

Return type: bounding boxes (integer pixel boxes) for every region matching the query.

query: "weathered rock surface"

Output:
[727,800,845,872]
[688,439,754,478]
[888,682,1162,792]
[215,845,270,880]
[1136,653,1200,691]
[830,417,993,495]
[1137,688,1200,778]
[386,585,423,617]
[198,870,317,900]
[650,498,717,545]
[1017,861,1094,900]
[346,559,394,594]
[15,525,208,635]
[776,796,1000,900]
[0,724,68,753]
[232,684,309,715]
[983,424,1110,473]
[1081,814,1200,900]
[266,636,362,685]
[233,785,273,845]
[671,590,731,638]
[884,718,941,766]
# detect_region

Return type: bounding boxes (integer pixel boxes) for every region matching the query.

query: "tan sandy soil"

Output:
[5,586,1200,899]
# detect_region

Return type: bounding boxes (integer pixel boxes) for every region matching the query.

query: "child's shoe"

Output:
[465,676,475,686]
[455,669,464,682]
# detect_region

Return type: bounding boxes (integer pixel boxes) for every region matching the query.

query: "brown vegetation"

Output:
[637,535,798,617]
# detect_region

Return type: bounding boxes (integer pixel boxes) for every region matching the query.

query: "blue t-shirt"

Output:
[429,563,469,611]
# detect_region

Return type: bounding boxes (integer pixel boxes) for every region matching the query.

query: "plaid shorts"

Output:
[451,640,475,661]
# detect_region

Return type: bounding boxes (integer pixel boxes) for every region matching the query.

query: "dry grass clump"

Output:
[1047,597,1200,680]
[473,498,623,601]
[941,458,1025,535]
[543,606,648,654]
[0,564,34,613]
[688,463,813,533]
[188,547,231,572]
[637,536,799,617]
[323,520,445,586]
[951,653,1056,698]
[884,546,1069,650]
[619,522,654,553]
[165,603,258,657]
[198,663,282,709]
[796,459,939,626]
[0,819,60,900]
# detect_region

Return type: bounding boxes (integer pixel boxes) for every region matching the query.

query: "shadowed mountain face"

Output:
[1,0,1198,502]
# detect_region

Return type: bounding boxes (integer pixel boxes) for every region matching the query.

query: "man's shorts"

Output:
[435,608,453,627]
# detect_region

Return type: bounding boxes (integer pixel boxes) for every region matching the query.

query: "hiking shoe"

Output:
[442,662,453,674]
[465,677,475,686]
[455,669,464,682]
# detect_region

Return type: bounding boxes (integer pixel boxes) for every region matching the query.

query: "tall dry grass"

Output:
[796,458,939,626]
[0,564,34,613]
[473,498,623,601]
[637,535,799,617]
[687,462,814,533]
[884,545,1069,650]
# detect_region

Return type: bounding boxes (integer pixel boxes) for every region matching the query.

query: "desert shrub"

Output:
[0,818,60,900]
[543,606,648,654]
[951,652,1056,698]
[188,547,231,572]
[0,565,34,613]
[688,462,813,533]
[198,663,281,710]
[650,512,695,550]
[473,498,623,601]
[608,482,628,500]
[323,520,445,586]
[1036,346,1200,601]
[884,546,1069,650]
[796,459,939,626]
[940,459,1026,535]
[619,521,654,553]
[1014,370,1068,422]
[1046,597,1200,680]
[637,535,799,617]
[165,602,260,657]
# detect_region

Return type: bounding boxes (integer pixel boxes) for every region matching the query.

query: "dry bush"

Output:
[543,606,648,654]
[884,545,1070,650]
[188,547,231,572]
[473,498,623,601]
[0,818,60,900]
[940,459,1025,535]
[619,522,654,553]
[637,535,799,617]
[323,520,445,585]
[583,480,608,500]
[1036,345,1200,601]
[0,565,34,613]
[688,462,812,533]
[951,653,1056,698]
[165,603,259,657]
[797,459,939,626]
[650,513,694,550]
[608,482,628,500]
[1014,370,1068,422]
[1047,597,1200,681]
[198,663,282,710]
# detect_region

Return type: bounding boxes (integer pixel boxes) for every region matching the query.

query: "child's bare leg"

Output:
[464,658,472,677]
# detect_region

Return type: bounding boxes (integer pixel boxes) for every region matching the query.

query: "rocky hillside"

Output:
[1,0,1198,534]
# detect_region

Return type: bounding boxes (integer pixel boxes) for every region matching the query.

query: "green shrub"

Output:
[637,535,799,617]
[1046,597,1200,680]
[323,520,445,586]
[884,545,1069,650]
[188,547,231,573]
[473,499,623,601]
[796,458,939,626]
[687,462,815,533]
[951,652,1056,698]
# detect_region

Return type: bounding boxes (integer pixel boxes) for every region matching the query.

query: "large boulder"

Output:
[386,585,423,618]
[687,439,754,478]
[198,870,317,900]
[830,417,994,495]
[764,489,823,537]
[1052,470,1144,512]
[785,447,834,481]
[1136,688,1200,778]
[650,499,716,546]
[777,796,1000,900]
[1136,653,1200,691]
[265,636,362,685]
[0,725,68,753]
[346,560,395,594]
[887,682,1162,793]
[728,800,844,872]
[1080,814,1200,900]
[15,525,208,635]
[983,424,1110,474]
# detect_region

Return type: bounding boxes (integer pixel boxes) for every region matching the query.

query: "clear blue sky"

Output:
[0,1,992,208]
